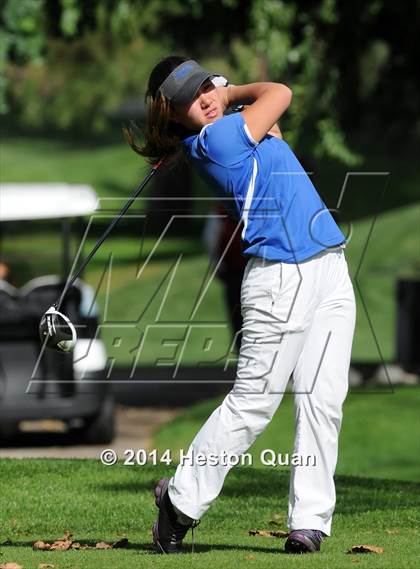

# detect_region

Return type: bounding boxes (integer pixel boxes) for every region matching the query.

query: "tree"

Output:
[0,0,46,113]
[2,0,418,163]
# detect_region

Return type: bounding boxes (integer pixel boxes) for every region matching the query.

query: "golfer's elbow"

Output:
[270,83,292,119]
[277,83,292,107]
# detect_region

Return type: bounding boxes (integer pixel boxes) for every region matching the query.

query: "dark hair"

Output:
[123,55,192,166]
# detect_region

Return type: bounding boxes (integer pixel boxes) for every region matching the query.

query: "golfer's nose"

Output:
[199,92,211,107]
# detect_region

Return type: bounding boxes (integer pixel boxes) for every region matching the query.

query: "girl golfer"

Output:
[125,56,356,555]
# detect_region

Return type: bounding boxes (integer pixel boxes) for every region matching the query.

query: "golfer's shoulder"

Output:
[197,113,257,166]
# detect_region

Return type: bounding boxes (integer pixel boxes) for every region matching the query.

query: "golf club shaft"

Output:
[56,158,165,307]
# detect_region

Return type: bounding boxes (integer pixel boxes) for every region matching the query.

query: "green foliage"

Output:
[7,33,168,134]
[231,0,362,165]
[0,0,45,112]
[2,0,418,162]
[358,39,390,98]
[316,118,362,165]
[59,0,80,38]
[249,0,295,76]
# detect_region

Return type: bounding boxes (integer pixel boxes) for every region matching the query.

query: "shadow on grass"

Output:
[1,539,290,555]
[97,466,420,516]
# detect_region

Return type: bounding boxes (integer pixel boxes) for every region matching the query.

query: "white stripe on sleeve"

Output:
[244,124,258,146]
[241,157,258,240]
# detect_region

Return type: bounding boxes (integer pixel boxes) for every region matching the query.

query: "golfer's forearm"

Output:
[227,83,291,106]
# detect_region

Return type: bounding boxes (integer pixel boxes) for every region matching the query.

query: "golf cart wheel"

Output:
[0,420,20,440]
[80,394,116,445]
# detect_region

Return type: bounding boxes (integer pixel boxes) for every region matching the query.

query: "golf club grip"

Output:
[56,158,165,307]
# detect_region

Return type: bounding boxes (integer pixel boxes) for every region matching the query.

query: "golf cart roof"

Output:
[0,183,98,221]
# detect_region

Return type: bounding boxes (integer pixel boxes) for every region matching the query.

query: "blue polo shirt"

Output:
[183,112,346,263]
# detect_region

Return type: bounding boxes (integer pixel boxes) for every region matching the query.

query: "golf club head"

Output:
[39,305,77,352]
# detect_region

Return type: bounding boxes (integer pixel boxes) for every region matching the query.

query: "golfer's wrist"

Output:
[225,85,233,109]
[227,84,238,106]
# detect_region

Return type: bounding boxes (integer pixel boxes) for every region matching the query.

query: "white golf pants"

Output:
[168,245,356,535]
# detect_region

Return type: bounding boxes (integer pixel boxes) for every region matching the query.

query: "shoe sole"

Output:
[152,521,169,554]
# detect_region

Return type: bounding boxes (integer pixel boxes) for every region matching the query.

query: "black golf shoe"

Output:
[152,478,200,554]
[284,529,326,553]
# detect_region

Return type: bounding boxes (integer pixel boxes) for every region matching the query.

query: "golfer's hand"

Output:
[267,122,283,139]
[216,86,230,113]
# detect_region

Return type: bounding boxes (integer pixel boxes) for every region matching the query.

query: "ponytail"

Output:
[123,55,191,166]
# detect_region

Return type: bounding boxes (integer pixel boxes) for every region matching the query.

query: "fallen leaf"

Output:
[95,542,112,550]
[70,542,89,550]
[385,529,399,535]
[32,534,130,551]
[0,563,23,569]
[39,564,55,568]
[50,540,72,551]
[33,541,51,551]
[268,513,283,526]
[245,554,256,560]
[347,544,384,554]
[249,529,289,538]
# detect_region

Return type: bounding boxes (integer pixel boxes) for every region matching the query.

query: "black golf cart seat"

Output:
[0,183,114,444]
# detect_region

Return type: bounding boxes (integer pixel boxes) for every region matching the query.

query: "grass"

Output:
[0,385,418,567]
[1,203,419,365]
[338,201,420,361]
[1,136,147,200]
[0,459,419,568]
[3,133,420,217]
[2,117,419,568]
[1,136,419,364]
[88,199,420,364]
[155,385,420,483]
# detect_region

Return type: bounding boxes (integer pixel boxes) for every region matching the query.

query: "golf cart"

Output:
[0,183,114,444]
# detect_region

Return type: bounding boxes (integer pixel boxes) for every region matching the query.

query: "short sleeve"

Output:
[197,112,257,166]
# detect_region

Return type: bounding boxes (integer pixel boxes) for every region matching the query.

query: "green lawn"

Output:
[1,137,419,364]
[344,202,420,362]
[1,204,419,365]
[0,459,419,568]
[156,385,420,483]
[0,386,418,567]
[57,201,420,364]
[3,134,419,217]
[2,121,420,568]
[1,136,147,199]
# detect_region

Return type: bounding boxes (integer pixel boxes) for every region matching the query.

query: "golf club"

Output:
[39,157,165,352]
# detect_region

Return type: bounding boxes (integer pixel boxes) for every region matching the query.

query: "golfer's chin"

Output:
[203,113,222,126]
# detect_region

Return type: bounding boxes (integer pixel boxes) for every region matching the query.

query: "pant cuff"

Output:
[287,516,332,537]
[168,484,204,521]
